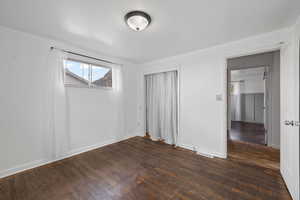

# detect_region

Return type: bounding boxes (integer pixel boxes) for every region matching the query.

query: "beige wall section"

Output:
[270,51,280,149]
[228,52,275,69]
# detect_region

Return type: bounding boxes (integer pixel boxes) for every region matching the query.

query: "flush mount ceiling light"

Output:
[125,11,151,31]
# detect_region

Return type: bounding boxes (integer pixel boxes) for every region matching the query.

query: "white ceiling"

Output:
[0,0,300,63]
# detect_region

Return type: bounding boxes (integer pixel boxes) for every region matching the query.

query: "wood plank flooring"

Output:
[230,121,266,145]
[228,140,280,171]
[0,137,290,200]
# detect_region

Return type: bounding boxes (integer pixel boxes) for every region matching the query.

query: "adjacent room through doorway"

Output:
[227,50,281,170]
[229,67,267,145]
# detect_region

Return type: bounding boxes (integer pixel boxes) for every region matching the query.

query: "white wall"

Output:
[231,73,265,94]
[230,71,265,124]
[243,77,264,94]
[139,28,290,158]
[0,26,140,177]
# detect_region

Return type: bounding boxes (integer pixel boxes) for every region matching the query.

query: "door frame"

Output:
[222,44,284,158]
[142,65,182,146]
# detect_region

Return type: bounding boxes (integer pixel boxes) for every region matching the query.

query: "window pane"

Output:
[91,65,112,88]
[64,60,89,86]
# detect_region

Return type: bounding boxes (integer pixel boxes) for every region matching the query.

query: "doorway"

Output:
[227,51,281,170]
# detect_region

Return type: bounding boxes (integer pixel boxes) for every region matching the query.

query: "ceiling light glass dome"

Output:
[125,11,151,31]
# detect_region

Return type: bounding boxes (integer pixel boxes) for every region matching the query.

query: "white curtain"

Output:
[146,71,178,145]
[111,65,125,140]
[44,49,70,159]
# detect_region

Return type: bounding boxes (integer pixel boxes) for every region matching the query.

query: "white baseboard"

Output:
[196,148,227,159]
[0,159,47,179]
[269,143,280,149]
[178,143,196,151]
[65,138,119,159]
[178,143,226,159]
[0,134,227,179]
[197,152,215,158]
[0,135,137,179]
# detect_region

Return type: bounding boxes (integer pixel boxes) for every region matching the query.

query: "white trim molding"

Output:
[196,148,227,159]
[0,159,46,179]
[178,143,227,159]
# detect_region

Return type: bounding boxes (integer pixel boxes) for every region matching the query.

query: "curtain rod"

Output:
[50,46,121,65]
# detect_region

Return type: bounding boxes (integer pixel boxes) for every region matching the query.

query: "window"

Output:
[64,59,112,88]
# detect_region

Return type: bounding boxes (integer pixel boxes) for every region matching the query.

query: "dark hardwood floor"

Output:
[230,121,266,145]
[228,140,280,171]
[0,137,290,200]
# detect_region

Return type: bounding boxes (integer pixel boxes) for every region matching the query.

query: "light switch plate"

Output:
[216,94,223,101]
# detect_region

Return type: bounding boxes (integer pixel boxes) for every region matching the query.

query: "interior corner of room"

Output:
[0,1,299,200]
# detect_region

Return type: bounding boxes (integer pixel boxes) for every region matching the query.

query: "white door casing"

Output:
[264,66,269,145]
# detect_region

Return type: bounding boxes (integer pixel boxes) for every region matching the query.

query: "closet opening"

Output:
[144,70,179,146]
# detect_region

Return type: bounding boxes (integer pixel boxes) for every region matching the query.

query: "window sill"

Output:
[64,84,113,91]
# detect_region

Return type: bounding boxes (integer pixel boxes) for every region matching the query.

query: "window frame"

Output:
[63,58,113,90]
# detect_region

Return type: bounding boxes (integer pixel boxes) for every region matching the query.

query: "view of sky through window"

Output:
[65,60,110,82]
[91,65,110,82]
[64,59,112,88]
[65,60,89,81]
